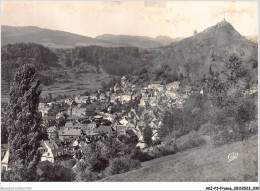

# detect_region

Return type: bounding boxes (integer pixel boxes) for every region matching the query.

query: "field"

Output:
[40,63,114,98]
[100,135,258,182]
[1,63,116,102]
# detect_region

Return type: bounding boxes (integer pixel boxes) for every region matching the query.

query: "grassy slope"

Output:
[100,135,258,182]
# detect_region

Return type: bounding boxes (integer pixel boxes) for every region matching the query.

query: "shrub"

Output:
[39,164,76,181]
[177,137,206,151]
[159,145,176,156]
[87,156,109,173]
[108,157,141,175]
[131,149,154,162]
[80,171,100,182]
[210,120,258,147]
[59,159,76,169]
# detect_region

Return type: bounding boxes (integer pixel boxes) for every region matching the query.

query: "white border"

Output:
[0,0,259,190]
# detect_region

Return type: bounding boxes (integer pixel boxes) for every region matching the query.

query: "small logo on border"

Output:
[228,152,238,162]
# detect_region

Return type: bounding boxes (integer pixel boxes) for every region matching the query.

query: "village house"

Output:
[99,93,107,102]
[121,93,131,103]
[102,114,116,122]
[64,98,74,105]
[56,111,67,120]
[75,95,89,104]
[68,104,87,117]
[1,144,8,160]
[1,149,10,171]
[182,85,192,96]
[119,117,128,126]
[59,127,83,143]
[93,125,115,138]
[93,115,103,123]
[165,90,181,99]
[114,84,121,93]
[114,124,127,135]
[40,140,67,163]
[126,122,135,129]
[148,81,163,90]
[121,76,127,86]
[38,103,51,117]
[47,126,58,140]
[244,84,258,95]
[81,122,97,135]
[166,81,180,90]
[88,94,96,102]
[139,97,148,107]
[136,138,148,150]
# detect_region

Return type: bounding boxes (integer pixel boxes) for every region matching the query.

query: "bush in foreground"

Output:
[107,157,141,175]
[131,149,154,162]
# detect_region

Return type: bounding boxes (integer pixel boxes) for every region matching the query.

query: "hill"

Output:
[1,25,182,49]
[100,135,258,182]
[1,25,116,48]
[1,43,151,99]
[152,20,258,80]
[96,34,182,48]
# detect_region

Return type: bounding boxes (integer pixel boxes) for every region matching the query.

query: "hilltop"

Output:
[152,20,258,80]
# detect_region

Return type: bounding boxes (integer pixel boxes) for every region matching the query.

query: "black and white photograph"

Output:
[0,1,259,190]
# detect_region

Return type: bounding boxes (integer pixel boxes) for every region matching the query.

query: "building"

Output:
[1,149,9,171]
[121,94,131,103]
[75,95,89,104]
[59,128,83,142]
[38,103,51,117]
[47,126,58,140]
[99,93,107,102]
[148,81,163,90]
[40,140,67,163]
[1,144,8,160]
[68,105,87,117]
[166,81,180,90]
[119,118,128,126]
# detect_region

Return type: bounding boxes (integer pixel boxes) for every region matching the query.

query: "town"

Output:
[1,75,197,167]
[2,74,257,172]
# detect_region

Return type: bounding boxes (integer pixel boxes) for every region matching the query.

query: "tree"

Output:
[1,118,8,144]
[64,57,71,67]
[143,126,153,146]
[39,163,75,181]
[159,108,183,139]
[7,64,43,180]
[108,157,141,175]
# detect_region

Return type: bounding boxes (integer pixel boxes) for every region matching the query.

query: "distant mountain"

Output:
[1,25,116,48]
[96,34,182,48]
[152,20,258,79]
[1,25,182,49]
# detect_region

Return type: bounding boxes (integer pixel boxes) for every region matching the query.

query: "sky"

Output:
[1,1,258,38]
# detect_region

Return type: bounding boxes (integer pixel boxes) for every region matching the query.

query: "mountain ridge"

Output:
[96,33,182,48]
[1,25,181,48]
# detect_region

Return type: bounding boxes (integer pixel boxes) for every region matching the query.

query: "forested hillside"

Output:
[60,46,151,76]
[1,43,59,88]
[1,43,154,96]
